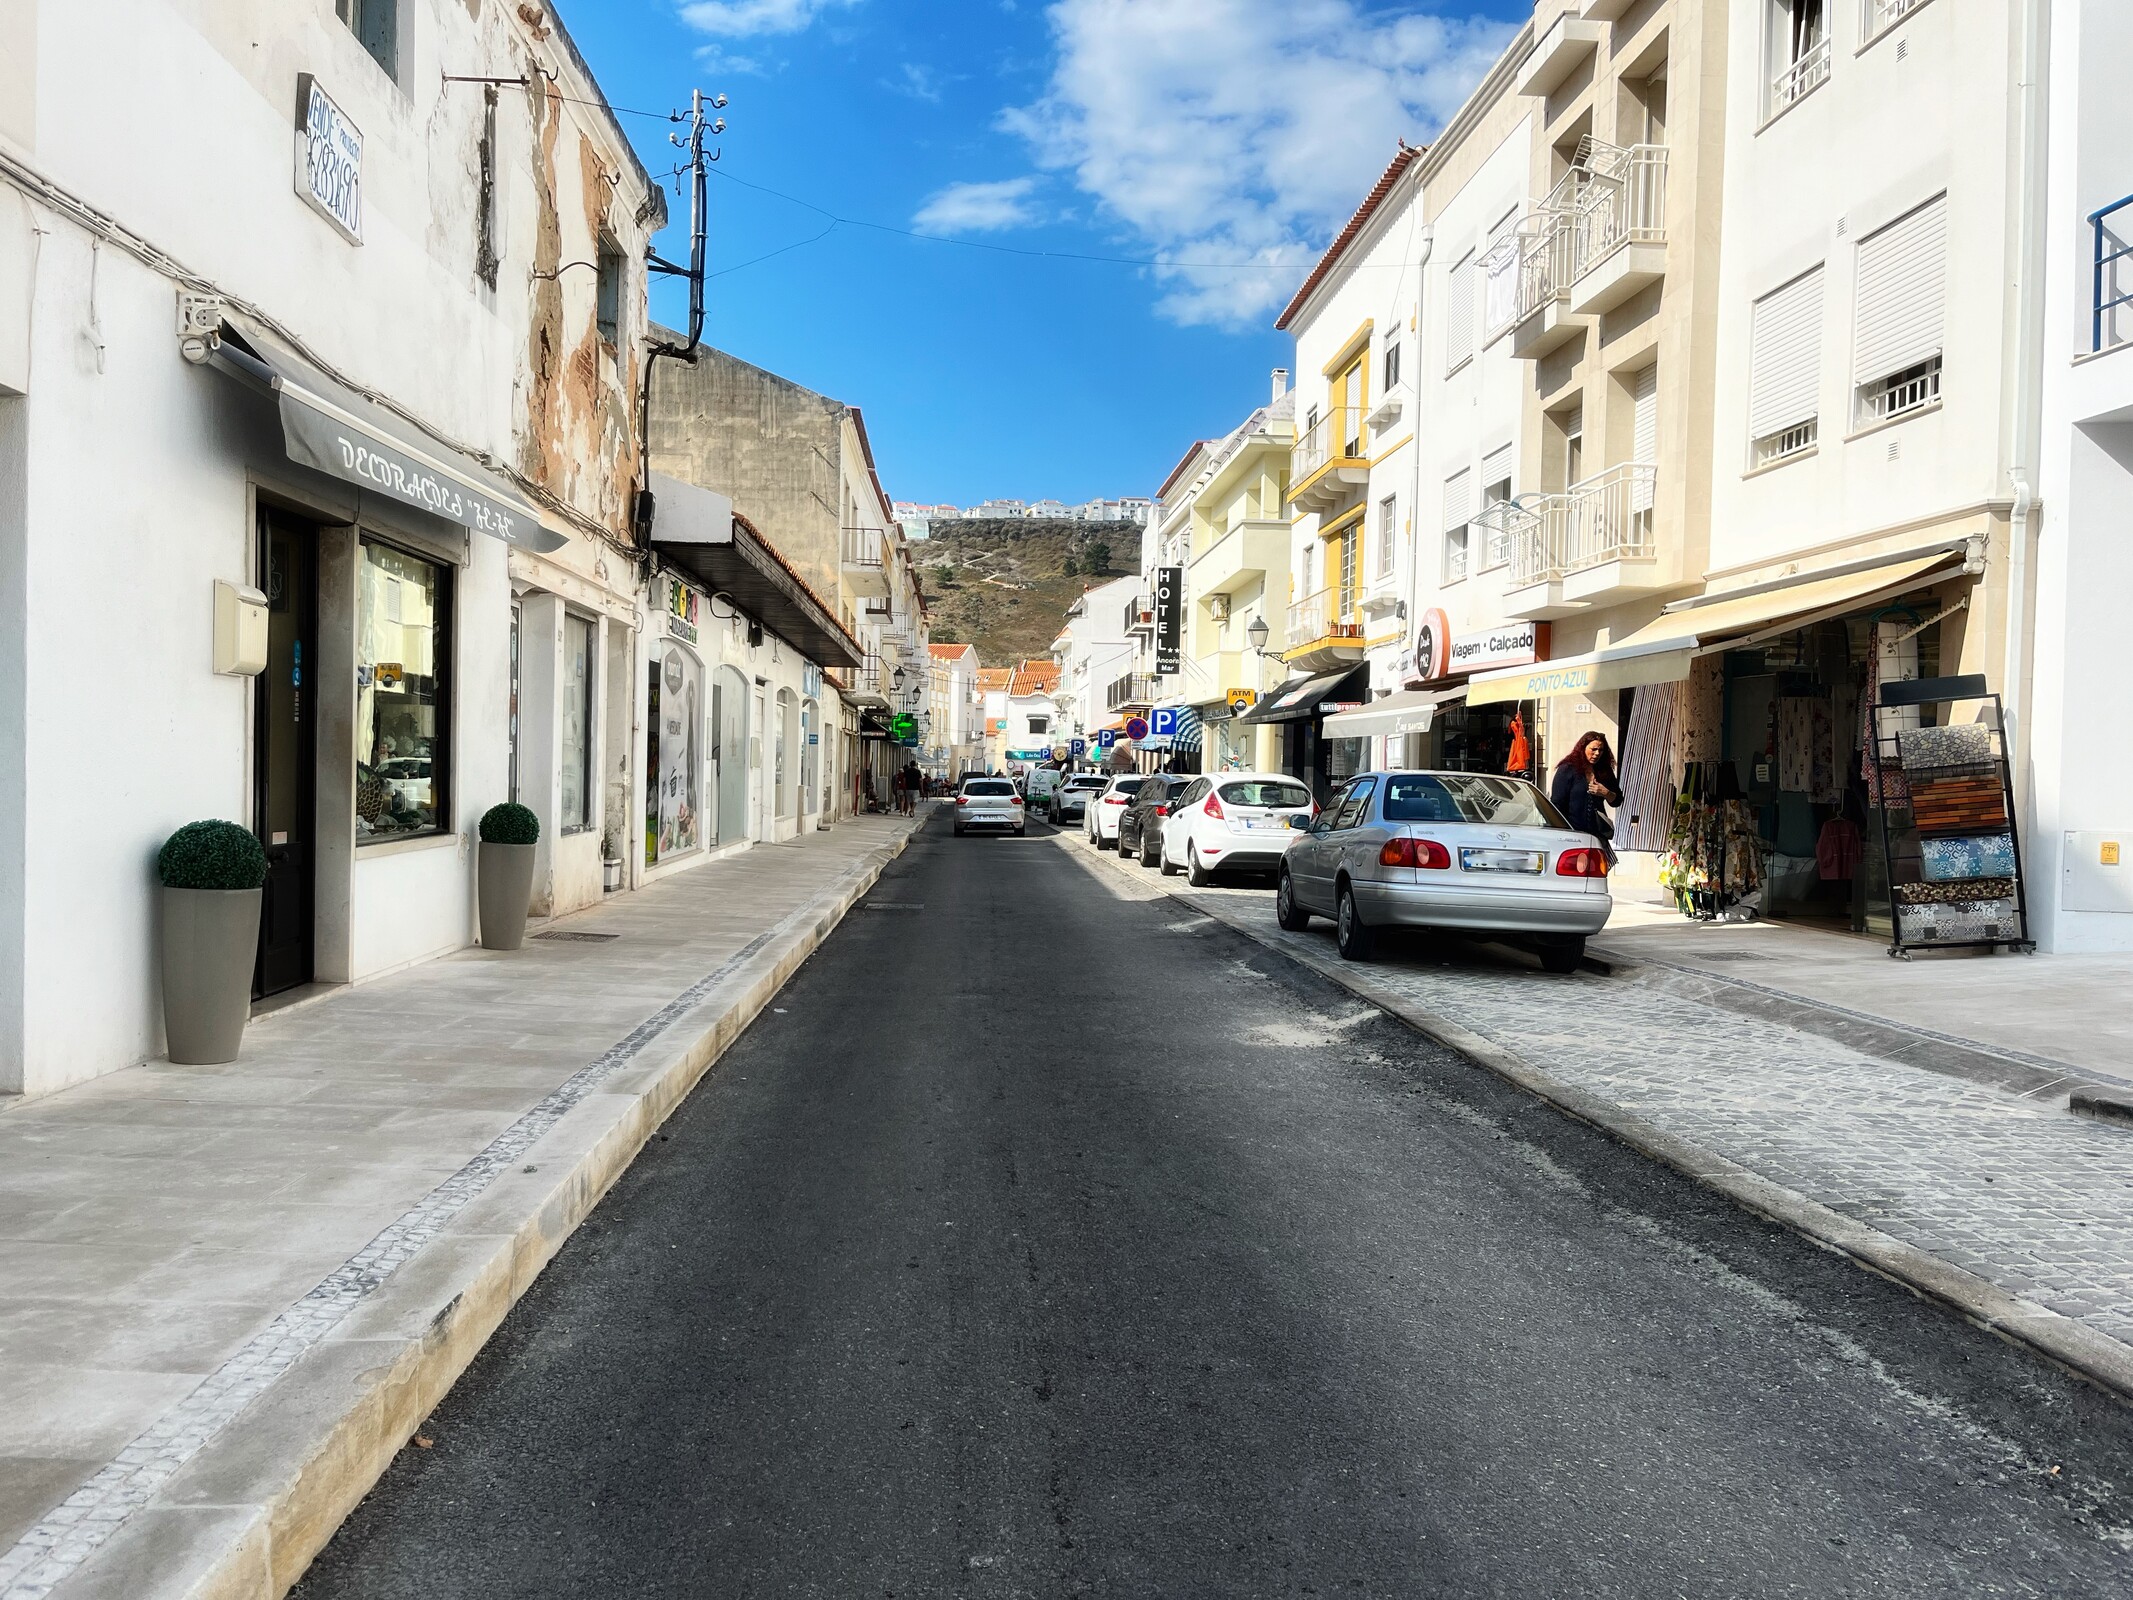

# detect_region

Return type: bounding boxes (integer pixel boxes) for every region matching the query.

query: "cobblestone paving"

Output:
[1069,835,2133,1351]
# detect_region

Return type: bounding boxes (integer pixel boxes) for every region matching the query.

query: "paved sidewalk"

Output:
[1591,903,2133,1093]
[1064,832,2133,1398]
[0,813,920,1600]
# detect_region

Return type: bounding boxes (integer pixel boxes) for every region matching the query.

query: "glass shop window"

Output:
[561,613,595,833]
[357,541,450,841]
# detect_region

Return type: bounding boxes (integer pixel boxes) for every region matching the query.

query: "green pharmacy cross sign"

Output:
[890,713,919,745]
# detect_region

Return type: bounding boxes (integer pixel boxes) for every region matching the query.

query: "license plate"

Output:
[1242,816,1283,831]
[1460,847,1544,874]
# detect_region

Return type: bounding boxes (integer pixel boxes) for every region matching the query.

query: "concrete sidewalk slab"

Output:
[1064,832,2133,1407]
[0,815,921,1600]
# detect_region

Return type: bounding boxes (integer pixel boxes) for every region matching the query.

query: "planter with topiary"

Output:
[477,803,540,951]
[157,821,268,1066]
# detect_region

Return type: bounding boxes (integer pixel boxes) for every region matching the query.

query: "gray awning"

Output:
[209,319,558,553]
[649,472,862,670]
[1236,665,1368,724]
[1321,686,1465,739]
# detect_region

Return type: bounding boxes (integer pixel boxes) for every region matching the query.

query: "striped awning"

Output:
[1173,703,1203,752]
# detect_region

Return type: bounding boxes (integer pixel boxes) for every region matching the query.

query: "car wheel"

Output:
[1538,936,1585,975]
[1016,824,1027,837]
[953,823,965,837]
[1275,869,1311,931]
[1139,830,1159,868]
[1186,847,1211,888]
[1159,836,1179,876]
[1335,884,1376,962]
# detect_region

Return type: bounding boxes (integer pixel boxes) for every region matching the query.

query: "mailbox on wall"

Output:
[213,580,269,676]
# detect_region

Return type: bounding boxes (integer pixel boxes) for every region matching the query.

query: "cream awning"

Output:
[1321,686,1465,739]
[1466,549,1962,708]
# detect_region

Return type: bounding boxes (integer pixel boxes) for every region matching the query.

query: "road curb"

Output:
[56,824,921,1600]
[1088,843,2133,1409]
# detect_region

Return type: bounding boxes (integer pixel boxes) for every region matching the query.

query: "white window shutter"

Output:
[1748,266,1825,440]
[1854,194,1946,385]
[1442,468,1474,531]
[1446,254,1475,369]
[1630,366,1658,512]
[1481,444,1514,495]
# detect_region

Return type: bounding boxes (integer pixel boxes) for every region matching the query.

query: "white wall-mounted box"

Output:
[2063,831,2133,914]
[213,580,268,676]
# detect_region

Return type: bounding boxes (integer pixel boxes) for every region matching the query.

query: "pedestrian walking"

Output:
[1551,730,1623,865]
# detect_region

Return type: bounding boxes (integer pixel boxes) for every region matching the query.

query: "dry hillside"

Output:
[914,519,1128,670]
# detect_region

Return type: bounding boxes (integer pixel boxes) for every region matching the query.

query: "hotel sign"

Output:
[295,76,363,244]
[1153,566,1183,675]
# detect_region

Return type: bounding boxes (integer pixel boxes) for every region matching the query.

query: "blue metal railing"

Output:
[2091,192,2133,353]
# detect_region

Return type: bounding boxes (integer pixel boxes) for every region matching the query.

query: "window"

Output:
[1479,445,1514,569]
[336,0,397,78]
[1334,525,1360,620]
[1853,194,1946,427]
[1028,715,1050,735]
[1446,251,1477,372]
[596,239,625,346]
[1630,364,1658,526]
[560,613,595,833]
[1383,774,1566,828]
[1329,776,1378,830]
[1443,469,1473,584]
[1383,339,1402,393]
[1767,0,1829,118]
[357,541,449,840]
[1748,266,1824,466]
[1375,496,1397,580]
[1864,0,1932,43]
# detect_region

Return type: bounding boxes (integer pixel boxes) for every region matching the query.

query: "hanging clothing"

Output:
[1859,673,1910,808]
[1776,697,1818,792]
[1815,816,1862,881]
[1619,680,1682,852]
[1506,714,1530,780]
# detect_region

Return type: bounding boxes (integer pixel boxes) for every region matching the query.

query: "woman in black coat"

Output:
[1550,731,1624,861]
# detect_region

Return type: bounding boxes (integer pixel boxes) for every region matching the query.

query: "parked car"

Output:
[1118,774,1195,867]
[1156,772,1316,885]
[1275,770,1610,970]
[1051,773,1109,824]
[954,777,1026,837]
[1083,774,1147,849]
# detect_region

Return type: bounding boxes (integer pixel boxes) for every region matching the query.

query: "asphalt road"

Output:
[296,810,2133,1598]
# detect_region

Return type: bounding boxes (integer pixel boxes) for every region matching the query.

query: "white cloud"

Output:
[999,0,1512,328]
[913,177,1044,234]
[678,0,862,39]
[888,62,944,102]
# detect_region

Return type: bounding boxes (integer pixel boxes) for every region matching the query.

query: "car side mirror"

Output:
[1287,814,1310,831]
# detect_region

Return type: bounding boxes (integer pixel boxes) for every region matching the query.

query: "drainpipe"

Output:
[2000,0,2050,823]
[1404,217,1436,721]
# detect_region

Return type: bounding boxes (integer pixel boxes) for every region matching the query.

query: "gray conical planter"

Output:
[478,842,537,951]
[160,886,262,1065]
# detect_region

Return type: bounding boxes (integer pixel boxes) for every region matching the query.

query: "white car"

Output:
[1050,773,1109,824]
[953,776,1026,836]
[1082,774,1146,848]
[1157,772,1317,885]
[1275,769,1612,971]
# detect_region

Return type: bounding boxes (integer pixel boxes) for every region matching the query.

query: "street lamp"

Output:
[1246,613,1270,655]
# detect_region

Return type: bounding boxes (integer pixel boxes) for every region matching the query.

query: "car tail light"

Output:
[1204,793,1225,822]
[1010,794,1024,806]
[1104,795,1125,806]
[957,795,969,806]
[1556,847,1610,877]
[1379,837,1451,869]
[1154,804,1169,817]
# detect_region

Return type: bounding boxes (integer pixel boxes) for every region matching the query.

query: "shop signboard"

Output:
[664,577,701,645]
[1447,620,1548,677]
[1225,689,1257,719]
[295,76,363,244]
[1402,608,1453,688]
[1153,566,1183,675]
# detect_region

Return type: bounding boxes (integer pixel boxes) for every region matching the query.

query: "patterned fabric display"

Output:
[1898,723,1993,772]
[1920,833,2017,881]
[1893,878,2016,906]
[1896,897,2022,945]
[1908,774,2006,834]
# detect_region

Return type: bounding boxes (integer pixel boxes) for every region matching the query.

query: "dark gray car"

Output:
[1117,774,1193,866]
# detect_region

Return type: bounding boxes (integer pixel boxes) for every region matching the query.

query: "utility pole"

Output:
[635,88,725,545]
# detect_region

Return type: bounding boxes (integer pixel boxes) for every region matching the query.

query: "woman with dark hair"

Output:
[1551,730,1624,863]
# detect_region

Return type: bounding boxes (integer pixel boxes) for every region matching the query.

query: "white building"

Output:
[1050,575,1139,750]
[0,0,659,1096]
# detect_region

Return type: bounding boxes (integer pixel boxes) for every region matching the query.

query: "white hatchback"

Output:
[954,777,1026,836]
[1082,774,1146,847]
[1157,772,1317,885]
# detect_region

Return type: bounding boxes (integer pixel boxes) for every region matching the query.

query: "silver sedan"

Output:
[1275,770,1611,972]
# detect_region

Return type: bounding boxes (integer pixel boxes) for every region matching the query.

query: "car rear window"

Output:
[1219,780,1310,809]
[1382,774,1567,827]
[1109,777,1146,795]
[964,781,1016,796]
[1066,777,1107,790]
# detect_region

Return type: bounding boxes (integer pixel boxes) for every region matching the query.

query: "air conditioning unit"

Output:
[1208,594,1231,623]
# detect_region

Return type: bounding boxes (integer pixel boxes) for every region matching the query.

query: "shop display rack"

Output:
[1869,673,2034,958]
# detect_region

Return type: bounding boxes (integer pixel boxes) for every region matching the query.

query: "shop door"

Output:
[750,688,767,839]
[254,512,316,999]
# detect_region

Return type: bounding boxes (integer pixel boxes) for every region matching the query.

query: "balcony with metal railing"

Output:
[1505,171,1592,360]
[1288,406,1371,514]
[839,525,890,596]
[2091,194,2133,355]
[1499,463,1663,618]
[1566,141,1668,316]
[1863,0,1930,43]
[1766,34,1830,122]
[1105,672,1159,711]
[1282,585,1367,672]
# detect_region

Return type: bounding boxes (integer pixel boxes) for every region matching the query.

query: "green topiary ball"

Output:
[479,802,540,845]
[158,821,269,891]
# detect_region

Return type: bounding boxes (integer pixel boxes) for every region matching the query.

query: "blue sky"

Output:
[562,0,1523,507]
